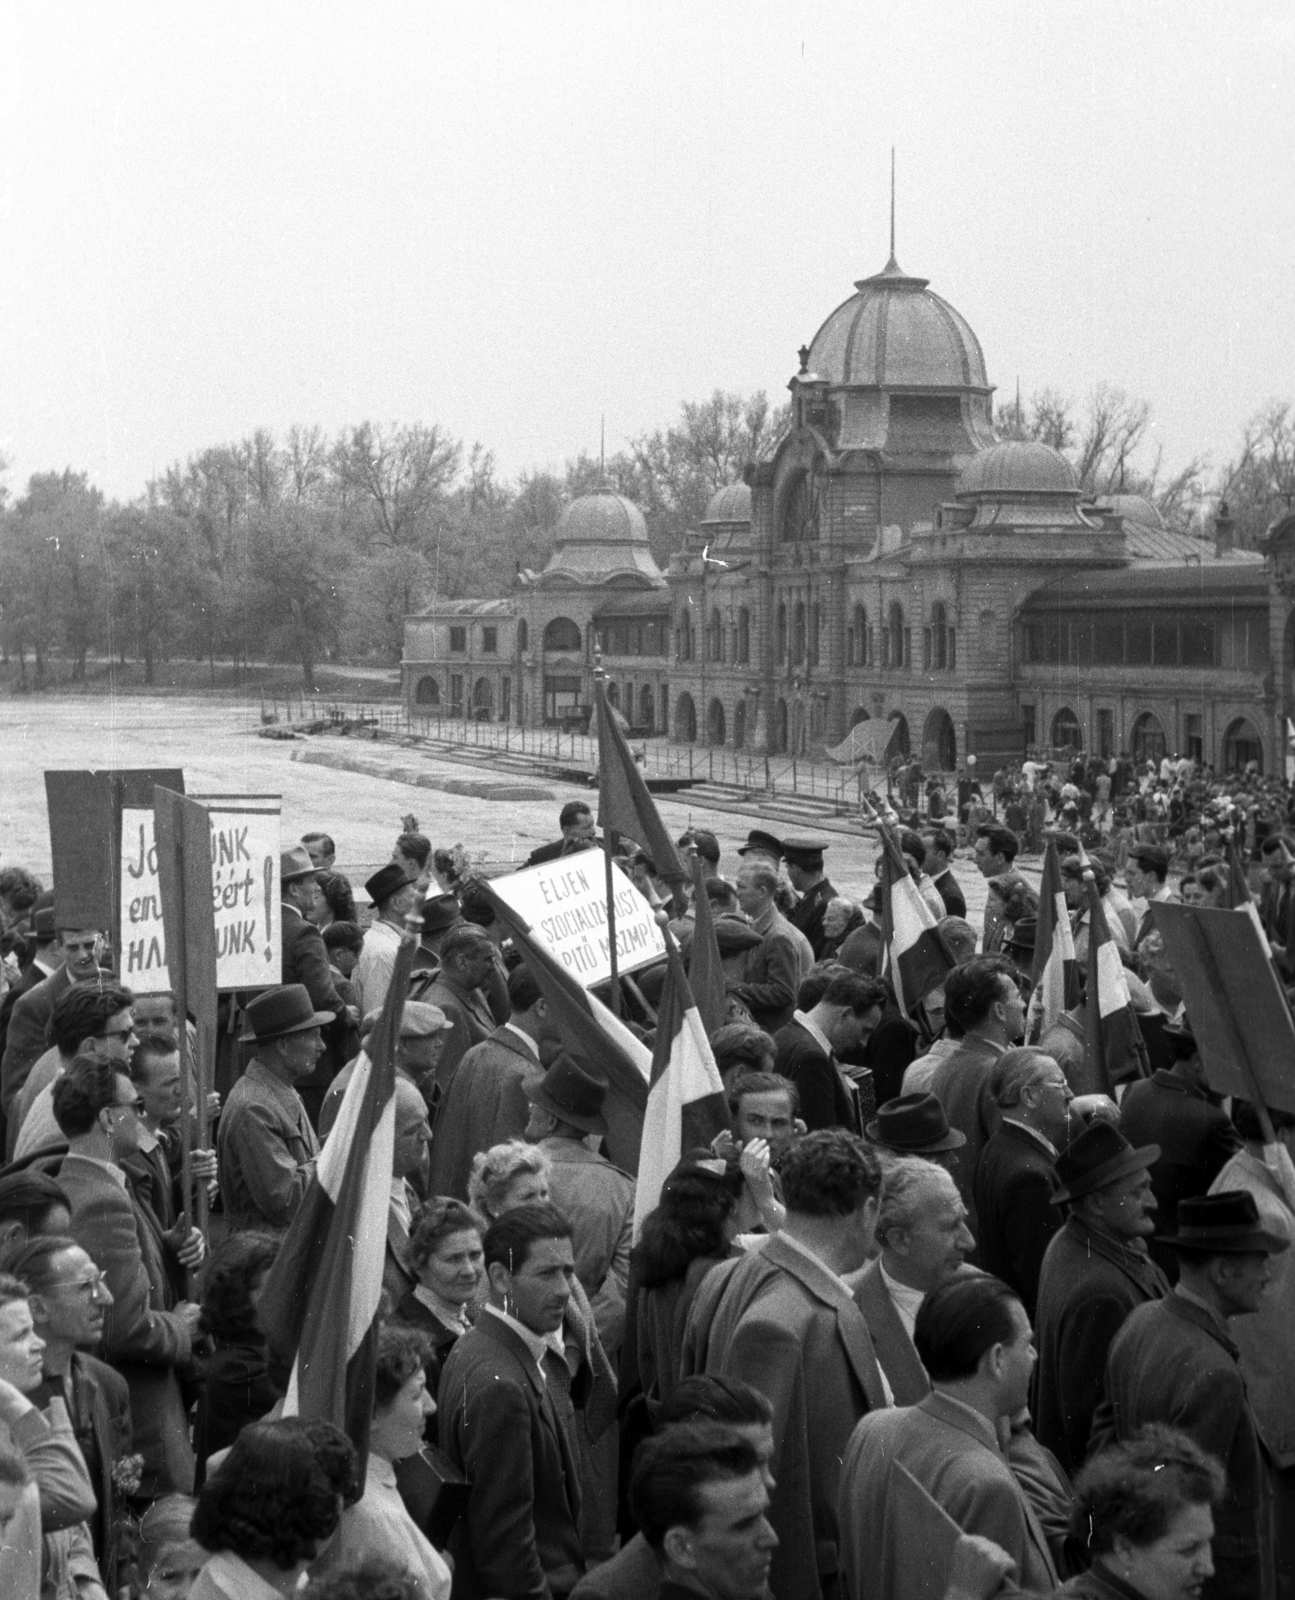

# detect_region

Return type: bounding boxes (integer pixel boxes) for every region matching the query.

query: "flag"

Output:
[825,720,891,766]
[879,824,954,1013]
[482,880,652,1173]
[1027,837,1079,1041]
[258,902,418,1477]
[686,855,727,1037]
[1082,876,1148,1097]
[632,936,730,1237]
[594,678,686,889]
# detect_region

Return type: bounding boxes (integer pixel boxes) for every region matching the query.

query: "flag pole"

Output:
[594,661,621,1017]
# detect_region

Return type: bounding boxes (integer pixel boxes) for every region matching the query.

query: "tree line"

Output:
[0,387,1289,689]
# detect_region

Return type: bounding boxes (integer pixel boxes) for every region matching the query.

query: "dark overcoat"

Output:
[972,1121,1062,1318]
[427,1026,543,1198]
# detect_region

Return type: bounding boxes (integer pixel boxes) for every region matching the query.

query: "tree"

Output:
[1217,400,1295,550]
[330,422,461,550]
[245,502,349,688]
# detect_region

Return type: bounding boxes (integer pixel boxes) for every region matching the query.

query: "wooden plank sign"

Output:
[1149,902,1295,1116]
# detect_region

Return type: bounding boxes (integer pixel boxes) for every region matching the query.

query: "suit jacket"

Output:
[852,1259,930,1405]
[773,1019,861,1135]
[418,972,500,1099]
[438,1312,584,1600]
[427,1026,544,1199]
[788,879,836,961]
[680,1231,887,1600]
[972,1121,1062,1318]
[568,1532,658,1600]
[837,1391,1058,1600]
[1118,1071,1240,1275]
[280,904,343,1015]
[0,964,72,1120]
[1032,1215,1168,1475]
[1099,1292,1274,1600]
[925,1036,1006,1242]
[58,1152,196,1497]
[932,869,967,920]
[731,910,812,1034]
[0,957,51,1062]
[216,1060,319,1231]
[541,1139,635,1354]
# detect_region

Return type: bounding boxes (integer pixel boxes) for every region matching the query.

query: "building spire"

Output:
[879,146,903,275]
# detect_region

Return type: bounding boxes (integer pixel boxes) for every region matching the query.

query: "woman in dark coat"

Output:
[393,1197,484,1422]
[193,1233,282,1488]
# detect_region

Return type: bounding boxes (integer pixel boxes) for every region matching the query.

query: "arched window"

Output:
[1130,711,1166,767]
[737,607,750,664]
[774,699,789,753]
[677,610,694,661]
[517,620,529,653]
[932,602,950,670]
[414,676,440,706]
[1051,707,1082,752]
[1223,717,1264,773]
[850,604,867,667]
[472,677,494,720]
[777,604,788,664]
[809,603,821,667]
[676,692,698,743]
[733,699,747,749]
[707,698,726,746]
[793,602,806,664]
[543,617,581,652]
[888,602,906,669]
[708,608,724,663]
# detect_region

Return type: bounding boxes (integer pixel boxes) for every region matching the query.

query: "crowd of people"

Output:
[0,771,1292,1600]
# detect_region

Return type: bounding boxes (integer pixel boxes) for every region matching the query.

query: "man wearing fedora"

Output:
[1032,1122,1167,1475]
[863,1092,966,1172]
[279,846,344,1023]
[773,974,887,1135]
[973,1048,1072,1319]
[1097,1191,1290,1600]
[853,1156,975,1405]
[217,984,332,1232]
[429,965,547,1201]
[407,892,467,997]
[525,1053,633,1357]
[354,862,419,1019]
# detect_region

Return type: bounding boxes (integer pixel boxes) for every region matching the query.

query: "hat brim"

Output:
[1157,1228,1291,1255]
[525,1084,607,1136]
[240,1008,335,1043]
[281,866,320,883]
[865,1123,966,1153]
[1051,1143,1160,1203]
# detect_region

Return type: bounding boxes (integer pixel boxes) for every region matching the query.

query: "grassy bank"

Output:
[0,656,403,700]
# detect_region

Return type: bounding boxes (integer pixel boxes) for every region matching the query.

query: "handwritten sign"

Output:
[119,796,281,992]
[491,854,665,986]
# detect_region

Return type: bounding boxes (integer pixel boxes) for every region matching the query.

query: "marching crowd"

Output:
[0,780,1293,1600]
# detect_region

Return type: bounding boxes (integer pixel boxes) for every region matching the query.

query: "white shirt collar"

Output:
[793,1010,834,1057]
[483,1303,564,1371]
[389,1177,413,1233]
[1002,1117,1058,1157]
[503,1023,541,1058]
[878,1258,926,1337]
[413,1283,472,1334]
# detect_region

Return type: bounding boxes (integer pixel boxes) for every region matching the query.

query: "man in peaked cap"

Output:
[1098,1192,1290,1600]
[1032,1121,1167,1474]
[279,846,344,1022]
[736,829,784,868]
[783,838,836,961]
[354,861,419,1018]
[217,984,333,1231]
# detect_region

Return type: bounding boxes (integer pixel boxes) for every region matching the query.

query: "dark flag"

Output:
[594,678,686,892]
[686,855,727,1036]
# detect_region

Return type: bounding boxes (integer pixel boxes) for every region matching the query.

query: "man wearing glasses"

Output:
[52,1056,204,1497]
[8,1233,131,1597]
[9,984,139,1161]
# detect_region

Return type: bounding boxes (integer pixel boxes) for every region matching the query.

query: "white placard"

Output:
[492,853,665,986]
[119,797,281,993]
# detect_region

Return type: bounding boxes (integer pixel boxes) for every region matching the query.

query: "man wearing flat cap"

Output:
[783,838,836,961]
[317,998,452,1139]
[1032,1122,1168,1474]
[354,862,418,1018]
[217,985,332,1231]
[1097,1191,1290,1600]
[279,846,344,1020]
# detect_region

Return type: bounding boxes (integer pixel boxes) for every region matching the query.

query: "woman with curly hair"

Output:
[193,1234,282,1489]
[626,1149,744,1412]
[310,1325,450,1600]
[393,1199,483,1414]
[466,1140,551,1228]
[189,1419,355,1600]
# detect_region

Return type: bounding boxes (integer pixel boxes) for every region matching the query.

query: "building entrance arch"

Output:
[1051,707,1082,752]
[1223,717,1264,773]
[1130,711,1166,767]
[414,676,440,706]
[472,677,493,719]
[707,698,726,747]
[676,692,697,743]
[639,685,655,731]
[923,707,957,771]
[887,711,912,760]
[774,700,788,753]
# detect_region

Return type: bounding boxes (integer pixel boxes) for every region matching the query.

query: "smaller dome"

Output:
[957,440,1079,498]
[701,483,752,525]
[1097,493,1164,531]
[555,491,648,546]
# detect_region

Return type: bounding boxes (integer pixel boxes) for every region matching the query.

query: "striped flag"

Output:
[879,823,954,1014]
[1028,837,1079,1041]
[1082,875,1148,1098]
[258,903,420,1477]
[686,855,727,1036]
[594,677,686,893]
[481,880,653,1174]
[632,937,730,1238]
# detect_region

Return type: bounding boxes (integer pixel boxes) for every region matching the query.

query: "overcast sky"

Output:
[1,2,1291,506]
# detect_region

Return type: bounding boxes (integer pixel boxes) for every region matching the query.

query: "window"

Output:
[678,612,694,661]
[777,604,788,664]
[1097,708,1115,758]
[543,675,582,722]
[414,676,440,706]
[1127,618,1152,665]
[809,604,821,667]
[931,602,950,670]
[501,677,511,722]
[1095,622,1124,665]
[450,674,464,715]
[888,603,906,668]
[793,602,806,664]
[481,626,497,655]
[850,604,867,667]
[518,620,528,653]
[1153,621,1179,666]
[737,607,750,664]
[543,617,581,652]
[1021,704,1036,748]
[1051,708,1082,751]
[676,693,698,742]
[1181,619,1215,668]
[1183,712,1203,762]
[449,626,466,653]
[708,609,724,663]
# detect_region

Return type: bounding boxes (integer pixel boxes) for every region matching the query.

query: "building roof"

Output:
[535,489,665,589]
[592,592,673,619]
[957,440,1079,498]
[806,255,990,392]
[701,483,752,524]
[1020,560,1269,610]
[413,597,517,618]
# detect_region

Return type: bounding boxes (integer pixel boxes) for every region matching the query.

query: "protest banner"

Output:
[490,852,665,986]
[46,769,185,944]
[1150,901,1295,1116]
[153,786,218,1243]
[117,795,281,991]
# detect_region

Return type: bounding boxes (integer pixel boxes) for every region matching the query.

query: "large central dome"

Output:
[806,256,990,392]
